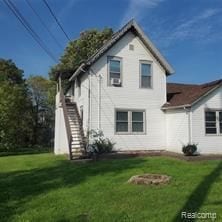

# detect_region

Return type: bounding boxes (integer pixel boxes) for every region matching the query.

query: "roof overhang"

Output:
[162,104,191,110]
[162,81,222,110]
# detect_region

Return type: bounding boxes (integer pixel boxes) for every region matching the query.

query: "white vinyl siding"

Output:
[166,109,189,152]
[115,110,145,134]
[140,60,152,88]
[90,31,167,150]
[192,85,222,154]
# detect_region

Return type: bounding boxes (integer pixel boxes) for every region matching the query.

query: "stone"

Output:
[127,174,171,185]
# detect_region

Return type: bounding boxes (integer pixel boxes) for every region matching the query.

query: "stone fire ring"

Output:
[128,174,171,185]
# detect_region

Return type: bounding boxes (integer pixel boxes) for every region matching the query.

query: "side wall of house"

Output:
[192,86,222,154]
[54,92,69,154]
[89,31,167,150]
[73,72,89,135]
[165,109,189,152]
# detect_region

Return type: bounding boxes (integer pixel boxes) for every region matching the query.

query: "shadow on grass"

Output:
[0,157,145,221]
[0,147,52,157]
[173,161,222,222]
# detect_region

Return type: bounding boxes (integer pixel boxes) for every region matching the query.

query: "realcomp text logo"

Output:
[181,212,217,220]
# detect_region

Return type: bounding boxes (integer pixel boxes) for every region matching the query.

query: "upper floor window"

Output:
[140,61,152,88]
[205,110,222,135]
[108,56,122,86]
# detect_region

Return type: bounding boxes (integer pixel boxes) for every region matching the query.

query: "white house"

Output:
[54,20,222,159]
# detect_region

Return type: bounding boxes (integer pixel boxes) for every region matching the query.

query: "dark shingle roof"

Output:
[163,79,222,109]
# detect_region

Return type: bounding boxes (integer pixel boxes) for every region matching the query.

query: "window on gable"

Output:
[140,61,152,88]
[108,57,122,86]
[205,111,222,135]
[116,110,145,134]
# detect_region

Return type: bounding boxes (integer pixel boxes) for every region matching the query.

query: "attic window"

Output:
[129,44,134,51]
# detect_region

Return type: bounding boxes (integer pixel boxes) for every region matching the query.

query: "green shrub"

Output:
[87,130,115,155]
[182,143,198,156]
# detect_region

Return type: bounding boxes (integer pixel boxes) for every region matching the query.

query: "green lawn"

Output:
[0,154,221,222]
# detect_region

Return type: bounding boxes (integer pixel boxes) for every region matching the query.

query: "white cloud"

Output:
[171,8,220,40]
[153,8,222,49]
[120,0,164,26]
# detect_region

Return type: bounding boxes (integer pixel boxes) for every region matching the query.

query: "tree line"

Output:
[0,59,56,151]
[0,27,113,151]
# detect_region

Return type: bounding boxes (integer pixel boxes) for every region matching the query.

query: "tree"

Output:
[0,59,24,85]
[49,28,113,80]
[27,76,56,146]
[0,59,33,150]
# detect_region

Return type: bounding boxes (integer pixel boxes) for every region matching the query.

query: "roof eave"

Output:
[132,20,175,75]
[69,63,86,81]
[161,104,191,110]
[190,83,222,107]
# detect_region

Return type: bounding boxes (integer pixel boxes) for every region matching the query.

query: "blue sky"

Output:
[0,0,222,84]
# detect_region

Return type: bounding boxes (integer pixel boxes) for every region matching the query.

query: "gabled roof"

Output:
[69,19,174,81]
[163,79,222,109]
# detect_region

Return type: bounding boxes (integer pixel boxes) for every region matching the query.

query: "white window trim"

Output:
[139,60,153,89]
[115,109,146,135]
[107,56,123,87]
[205,110,222,136]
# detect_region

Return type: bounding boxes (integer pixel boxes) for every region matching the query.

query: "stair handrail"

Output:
[59,88,72,159]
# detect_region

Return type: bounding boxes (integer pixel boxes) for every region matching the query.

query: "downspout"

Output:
[98,74,102,130]
[189,109,193,144]
[88,71,91,135]
[185,107,192,144]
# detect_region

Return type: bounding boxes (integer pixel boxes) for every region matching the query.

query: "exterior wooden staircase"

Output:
[66,102,86,159]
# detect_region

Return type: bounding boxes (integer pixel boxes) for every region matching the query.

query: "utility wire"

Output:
[25,0,63,50]
[3,0,58,63]
[42,0,71,41]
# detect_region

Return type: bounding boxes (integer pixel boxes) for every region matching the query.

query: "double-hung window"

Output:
[205,110,222,135]
[108,57,122,86]
[116,110,145,134]
[140,61,152,88]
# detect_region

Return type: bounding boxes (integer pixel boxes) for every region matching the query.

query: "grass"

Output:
[0,154,221,222]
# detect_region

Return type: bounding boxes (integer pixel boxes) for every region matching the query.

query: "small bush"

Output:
[94,138,114,154]
[182,143,198,156]
[87,129,115,155]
